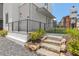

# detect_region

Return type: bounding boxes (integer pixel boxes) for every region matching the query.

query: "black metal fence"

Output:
[8,19,48,33]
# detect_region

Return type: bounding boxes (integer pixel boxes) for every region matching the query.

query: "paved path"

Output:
[0,37,37,56]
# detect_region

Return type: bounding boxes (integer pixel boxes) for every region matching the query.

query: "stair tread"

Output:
[48,37,62,41]
[36,48,59,56]
[41,43,60,52]
[43,38,61,44]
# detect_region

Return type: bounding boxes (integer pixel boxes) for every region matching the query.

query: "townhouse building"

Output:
[70,6,77,28]
[59,6,78,29]
[3,3,55,45]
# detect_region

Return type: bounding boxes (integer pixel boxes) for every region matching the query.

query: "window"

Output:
[71,11,77,14]
[5,13,8,24]
[71,17,76,19]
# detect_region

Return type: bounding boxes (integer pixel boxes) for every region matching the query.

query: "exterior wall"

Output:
[77,18,79,29]
[30,4,46,23]
[59,18,64,27]
[59,16,71,28]
[3,3,12,31]
[34,3,51,13]
[3,3,53,32]
[65,16,71,28]
[19,3,29,20]
[3,3,22,31]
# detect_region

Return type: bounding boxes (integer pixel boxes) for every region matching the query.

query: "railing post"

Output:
[44,23,46,30]
[18,21,20,31]
[39,22,41,29]
[8,23,9,31]
[27,19,28,33]
[12,22,13,31]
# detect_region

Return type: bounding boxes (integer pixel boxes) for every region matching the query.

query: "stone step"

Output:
[36,48,59,56]
[41,43,60,53]
[47,37,62,41]
[43,38,61,46]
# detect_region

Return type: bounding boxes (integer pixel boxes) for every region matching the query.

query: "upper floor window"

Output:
[71,17,77,19]
[71,11,77,14]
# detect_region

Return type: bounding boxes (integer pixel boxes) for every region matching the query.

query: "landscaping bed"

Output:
[25,29,46,51]
[0,30,8,37]
[25,28,79,56]
[66,29,79,56]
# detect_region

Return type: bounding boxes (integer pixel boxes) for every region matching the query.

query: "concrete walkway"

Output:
[0,37,37,56]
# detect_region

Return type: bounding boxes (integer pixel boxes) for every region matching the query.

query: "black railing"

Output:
[8,19,48,33]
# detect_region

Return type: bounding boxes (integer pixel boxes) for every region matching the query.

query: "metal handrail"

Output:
[8,19,48,33]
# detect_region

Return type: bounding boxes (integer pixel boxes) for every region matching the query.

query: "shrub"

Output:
[29,29,46,43]
[36,29,46,37]
[66,28,79,39]
[47,28,67,34]
[30,32,39,42]
[66,28,79,55]
[67,39,79,56]
[0,30,8,37]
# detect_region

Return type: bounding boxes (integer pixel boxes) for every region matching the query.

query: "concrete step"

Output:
[43,38,61,46]
[41,43,60,53]
[6,32,28,46]
[36,48,59,56]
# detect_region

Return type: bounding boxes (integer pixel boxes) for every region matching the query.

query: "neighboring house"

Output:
[59,6,78,29]
[3,3,55,46]
[59,16,71,28]
[77,15,79,29]
[77,18,79,29]
[59,17,65,28]
[70,6,77,28]
[0,3,3,30]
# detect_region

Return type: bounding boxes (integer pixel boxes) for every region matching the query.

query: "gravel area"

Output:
[0,37,37,56]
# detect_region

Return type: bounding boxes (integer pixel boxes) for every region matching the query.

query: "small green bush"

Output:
[67,39,79,56]
[66,28,79,39]
[29,29,46,43]
[36,29,46,37]
[0,30,8,37]
[30,32,39,42]
[47,28,67,34]
[66,28,79,55]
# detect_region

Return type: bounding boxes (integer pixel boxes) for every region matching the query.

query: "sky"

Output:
[51,3,79,23]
